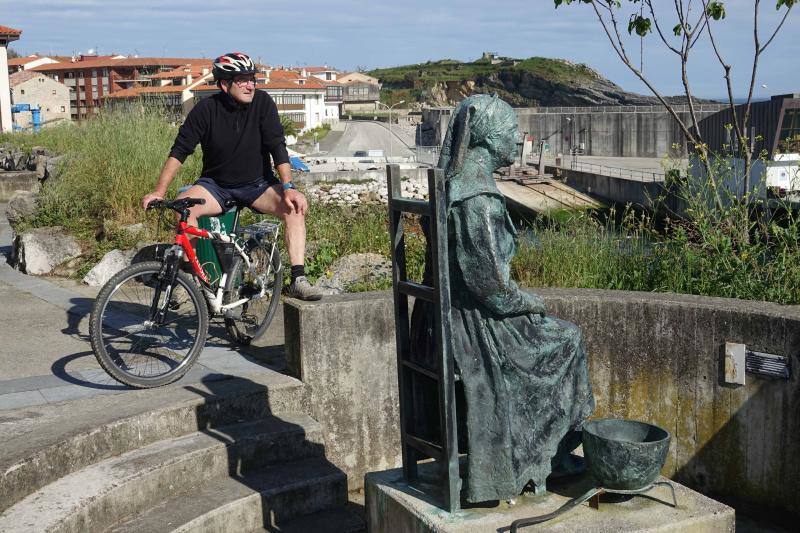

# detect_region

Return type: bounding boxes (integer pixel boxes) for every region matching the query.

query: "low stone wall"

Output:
[284,289,800,515]
[295,168,429,185]
[0,171,39,201]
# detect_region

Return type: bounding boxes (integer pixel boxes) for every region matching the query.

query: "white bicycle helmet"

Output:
[213,52,256,81]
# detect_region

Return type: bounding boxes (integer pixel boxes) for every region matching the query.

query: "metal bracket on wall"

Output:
[724,342,791,385]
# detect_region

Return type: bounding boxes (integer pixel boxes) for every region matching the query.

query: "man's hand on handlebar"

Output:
[142,191,165,210]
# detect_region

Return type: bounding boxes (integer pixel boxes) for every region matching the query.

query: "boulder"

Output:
[51,256,83,278]
[83,249,135,286]
[5,190,38,226]
[34,154,48,180]
[14,227,82,275]
[120,222,146,237]
[314,252,391,294]
[44,155,66,181]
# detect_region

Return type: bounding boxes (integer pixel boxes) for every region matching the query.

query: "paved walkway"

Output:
[0,208,287,412]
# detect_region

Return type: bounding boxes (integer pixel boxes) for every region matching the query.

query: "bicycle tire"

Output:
[89,261,209,388]
[223,242,282,345]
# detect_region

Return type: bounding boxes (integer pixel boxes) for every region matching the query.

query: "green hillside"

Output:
[368,56,603,106]
[370,56,599,85]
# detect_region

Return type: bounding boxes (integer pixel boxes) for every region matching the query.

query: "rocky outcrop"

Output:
[13,226,82,275]
[382,61,717,108]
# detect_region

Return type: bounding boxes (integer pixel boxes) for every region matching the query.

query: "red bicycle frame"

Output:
[175,221,212,284]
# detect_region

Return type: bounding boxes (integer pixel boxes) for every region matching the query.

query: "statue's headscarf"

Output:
[437,94,517,203]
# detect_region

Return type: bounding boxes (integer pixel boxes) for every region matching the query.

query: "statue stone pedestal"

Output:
[365,466,734,533]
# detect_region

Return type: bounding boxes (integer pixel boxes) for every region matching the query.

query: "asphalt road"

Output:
[325,121,414,158]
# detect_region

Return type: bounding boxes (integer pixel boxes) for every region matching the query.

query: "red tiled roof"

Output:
[146,63,212,79]
[269,69,301,80]
[9,70,42,87]
[8,56,37,66]
[106,85,190,98]
[0,25,22,37]
[300,66,338,73]
[32,57,208,72]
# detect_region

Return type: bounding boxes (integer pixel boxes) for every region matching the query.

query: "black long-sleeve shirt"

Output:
[168,90,290,186]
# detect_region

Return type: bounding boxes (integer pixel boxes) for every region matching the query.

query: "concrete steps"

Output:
[0,372,309,513]
[266,506,366,533]
[107,458,346,532]
[0,413,333,533]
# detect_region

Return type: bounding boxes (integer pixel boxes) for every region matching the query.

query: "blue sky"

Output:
[2,0,797,99]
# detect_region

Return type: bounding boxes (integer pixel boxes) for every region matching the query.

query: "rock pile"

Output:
[314,253,392,295]
[0,144,65,180]
[304,176,429,206]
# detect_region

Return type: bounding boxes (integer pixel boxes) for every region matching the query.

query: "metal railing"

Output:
[414,146,440,165]
[569,160,665,182]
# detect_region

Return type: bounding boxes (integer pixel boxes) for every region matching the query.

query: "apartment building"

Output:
[288,67,342,124]
[32,56,207,120]
[337,71,382,113]
[9,70,70,128]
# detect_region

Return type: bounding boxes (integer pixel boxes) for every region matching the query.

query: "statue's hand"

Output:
[525,293,547,316]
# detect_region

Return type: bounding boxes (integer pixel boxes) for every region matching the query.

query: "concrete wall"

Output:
[423,105,726,158]
[0,171,39,201]
[285,289,800,516]
[284,295,401,491]
[551,164,670,210]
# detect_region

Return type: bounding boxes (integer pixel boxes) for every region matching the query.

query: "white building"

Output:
[0,24,22,133]
[194,71,328,132]
[9,71,70,128]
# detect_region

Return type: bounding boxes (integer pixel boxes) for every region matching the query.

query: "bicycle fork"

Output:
[148,246,184,326]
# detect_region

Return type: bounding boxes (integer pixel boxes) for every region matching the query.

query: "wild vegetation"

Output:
[2,108,798,304]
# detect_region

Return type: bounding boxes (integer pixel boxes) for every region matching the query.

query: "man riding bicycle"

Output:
[141,51,322,301]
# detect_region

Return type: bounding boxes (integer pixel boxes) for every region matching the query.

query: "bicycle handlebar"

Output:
[147,198,206,211]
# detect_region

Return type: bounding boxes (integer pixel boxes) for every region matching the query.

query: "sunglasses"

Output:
[232,77,256,86]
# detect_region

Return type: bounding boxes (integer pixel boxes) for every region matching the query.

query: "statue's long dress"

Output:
[409,178,595,503]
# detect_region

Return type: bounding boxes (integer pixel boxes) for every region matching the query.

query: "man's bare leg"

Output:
[250,185,321,300]
[176,185,224,228]
[249,184,305,264]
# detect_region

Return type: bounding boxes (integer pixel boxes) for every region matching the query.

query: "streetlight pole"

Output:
[377,100,405,161]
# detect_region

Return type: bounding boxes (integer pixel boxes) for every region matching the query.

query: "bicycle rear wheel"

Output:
[89,261,209,388]
[223,242,282,345]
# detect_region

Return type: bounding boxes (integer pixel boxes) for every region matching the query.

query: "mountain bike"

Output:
[89,197,282,388]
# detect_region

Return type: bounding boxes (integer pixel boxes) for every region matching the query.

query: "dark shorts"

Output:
[194,176,279,210]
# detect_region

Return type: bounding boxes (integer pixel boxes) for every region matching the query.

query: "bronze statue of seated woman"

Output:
[409,94,595,504]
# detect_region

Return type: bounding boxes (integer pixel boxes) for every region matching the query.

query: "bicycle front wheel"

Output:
[89,261,209,388]
[223,243,282,345]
